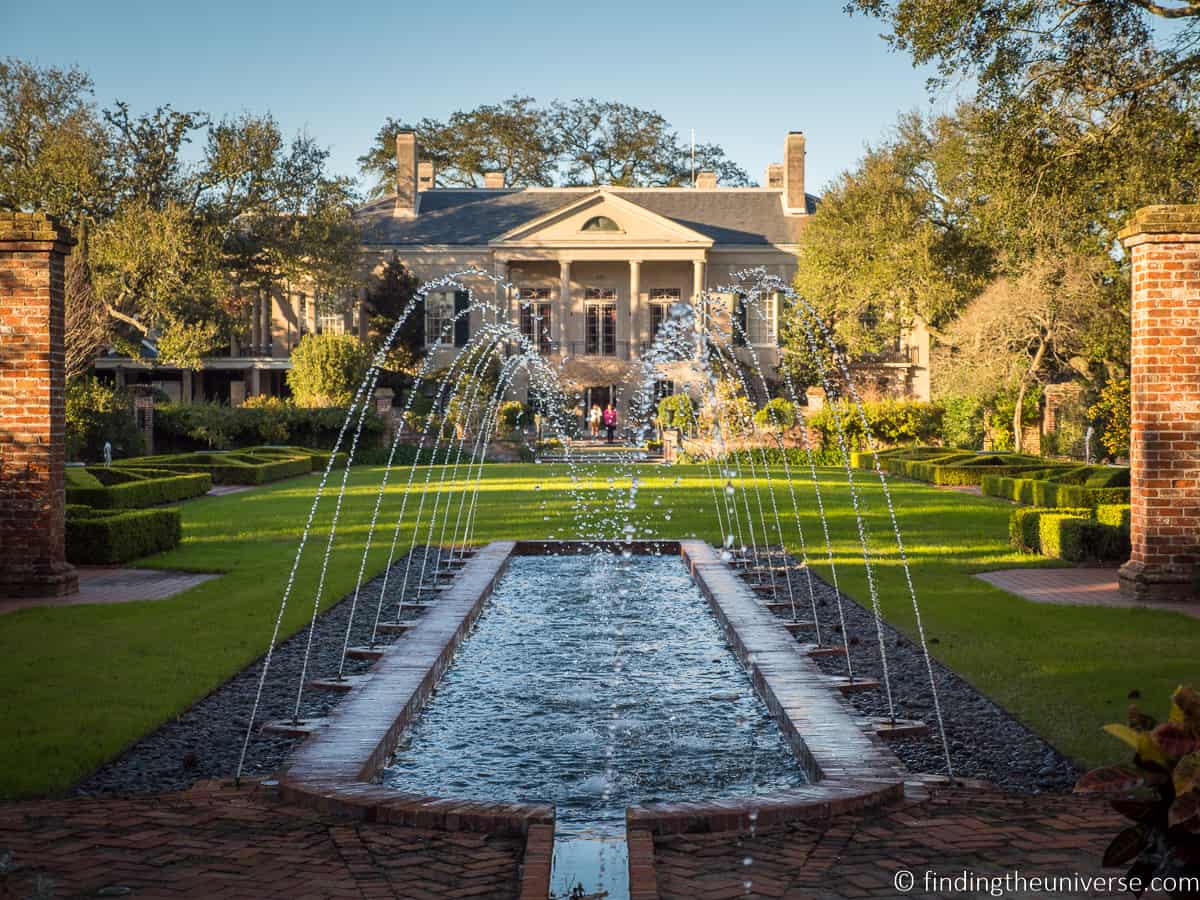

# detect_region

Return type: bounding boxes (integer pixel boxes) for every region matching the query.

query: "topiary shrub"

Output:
[118,451,314,484]
[65,507,182,564]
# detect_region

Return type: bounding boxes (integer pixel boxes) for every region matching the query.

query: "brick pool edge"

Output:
[276,539,909,898]
[619,541,908,837]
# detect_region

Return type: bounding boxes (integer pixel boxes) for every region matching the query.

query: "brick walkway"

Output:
[975,568,1200,619]
[652,780,1161,899]
[0,567,219,614]
[0,781,525,899]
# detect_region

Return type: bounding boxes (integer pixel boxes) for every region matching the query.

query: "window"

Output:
[298,292,308,335]
[318,306,345,335]
[585,288,617,356]
[581,215,620,232]
[649,288,682,345]
[746,292,778,346]
[425,292,456,345]
[518,288,552,354]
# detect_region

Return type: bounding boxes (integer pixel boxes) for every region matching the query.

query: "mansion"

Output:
[94,130,931,413]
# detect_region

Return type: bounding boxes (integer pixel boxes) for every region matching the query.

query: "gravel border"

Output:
[73,548,457,796]
[735,549,1081,793]
[74,544,1079,797]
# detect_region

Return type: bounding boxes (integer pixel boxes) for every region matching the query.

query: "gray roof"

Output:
[355,188,816,247]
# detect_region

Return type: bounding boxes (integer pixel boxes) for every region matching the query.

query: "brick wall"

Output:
[1119,205,1200,601]
[0,212,78,597]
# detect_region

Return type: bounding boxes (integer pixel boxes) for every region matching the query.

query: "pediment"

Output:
[491,191,712,247]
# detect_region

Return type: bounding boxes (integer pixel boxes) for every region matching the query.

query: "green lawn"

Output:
[2,463,1197,800]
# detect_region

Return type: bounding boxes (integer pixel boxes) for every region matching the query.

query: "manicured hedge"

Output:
[885,451,1046,486]
[1038,512,1092,560]
[1010,507,1091,553]
[65,466,212,509]
[117,451,314,485]
[242,445,349,469]
[1008,504,1131,561]
[982,464,1131,508]
[65,507,182,564]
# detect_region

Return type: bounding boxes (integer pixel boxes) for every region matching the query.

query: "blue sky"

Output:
[2,0,955,195]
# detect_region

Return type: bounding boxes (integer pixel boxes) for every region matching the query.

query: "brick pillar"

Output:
[0,213,79,597]
[1119,205,1200,602]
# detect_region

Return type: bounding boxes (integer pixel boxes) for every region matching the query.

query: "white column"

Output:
[250,296,262,353]
[692,258,707,352]
[262,293,273,355]
[495,257,510,327]
[629,259,641,359]
[558,259,571,352]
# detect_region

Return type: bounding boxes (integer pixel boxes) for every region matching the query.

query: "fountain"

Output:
[235,267,951,900]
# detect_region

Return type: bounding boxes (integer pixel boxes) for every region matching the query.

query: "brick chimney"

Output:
[418,160,435,191]
[695,171,717,189]
[765,163,784,189]
[784,131,806,215]
[484,172,505,189]
[394,130,417,217]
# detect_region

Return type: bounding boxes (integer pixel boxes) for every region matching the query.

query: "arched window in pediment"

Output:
[581,215,620,232]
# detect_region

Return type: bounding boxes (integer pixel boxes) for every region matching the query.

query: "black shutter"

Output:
[453,290,470,347]
[734,294,748,347]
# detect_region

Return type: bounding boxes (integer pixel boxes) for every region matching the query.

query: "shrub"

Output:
[1089,378,1130,459]
[118,451,314,485]
[753,398,796,432]
[940,396,985,450]
[65,507,182,564]
[1095,504,1132,531]
[65,467,212,508]
[497,400,527,433]
[1038,512,1092,560]
[657,393,696,433]
[286,333,373,407]
[66,378,144,462]
[809,400,943,450]
[1010,507,1091,552]
[154,401,384,451]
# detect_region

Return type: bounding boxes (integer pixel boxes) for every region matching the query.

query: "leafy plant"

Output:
[65,377,144,462]
[657,393,695,433]
[497,400,527,433]
[1090,379,1131,460]
[286,334,373,407]
[753,398,796,432]
[1076,686,1200,897]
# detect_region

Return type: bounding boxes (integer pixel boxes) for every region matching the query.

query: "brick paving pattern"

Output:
[652,780,1162,899]
[0,781,525,899]
[0,567,218,614]
[976,568,1200,620]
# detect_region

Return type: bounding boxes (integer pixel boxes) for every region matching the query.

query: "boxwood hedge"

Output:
[1008,504,1131,561]
[116,450,314,485]
[65,507,182,564]
[65,466,212,509]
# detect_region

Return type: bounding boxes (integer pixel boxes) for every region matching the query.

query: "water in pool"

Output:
[380,551,808,897]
